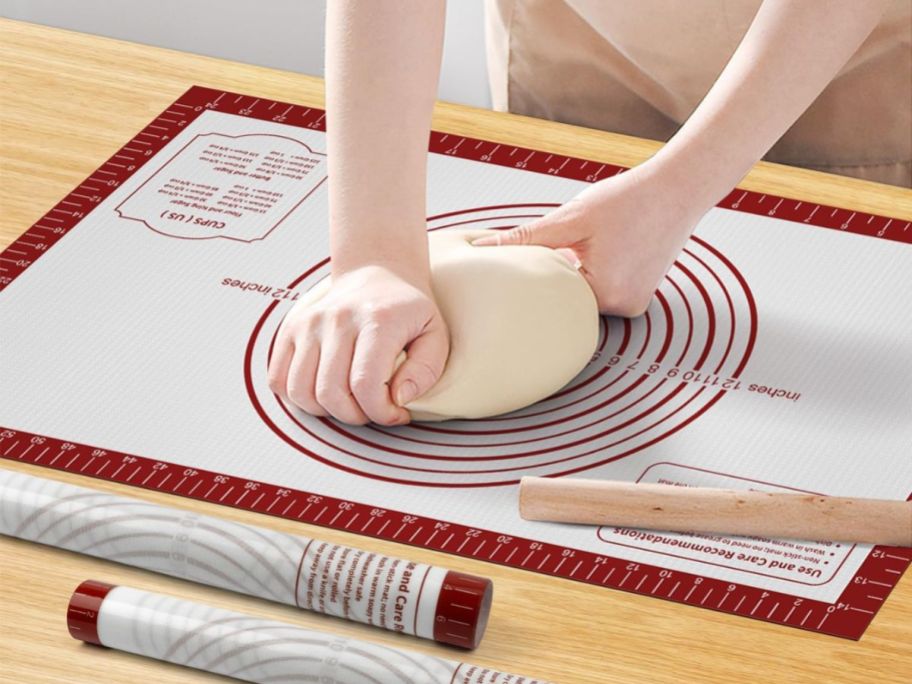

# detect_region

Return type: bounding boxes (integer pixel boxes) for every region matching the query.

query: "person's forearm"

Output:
[325,1,446,280]
[649,0,889,210]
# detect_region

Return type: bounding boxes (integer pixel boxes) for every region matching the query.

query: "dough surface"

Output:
[305,229,599,421]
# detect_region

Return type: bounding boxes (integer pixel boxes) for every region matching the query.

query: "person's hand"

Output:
[472,161,707,317]
[267,265,449,426]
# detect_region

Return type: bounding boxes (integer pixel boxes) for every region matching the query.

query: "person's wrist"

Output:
[644,129,757,216]
[614,156,709,245]
[331,246,432,293]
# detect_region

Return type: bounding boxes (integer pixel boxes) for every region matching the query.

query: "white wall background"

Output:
[0,0,492,108]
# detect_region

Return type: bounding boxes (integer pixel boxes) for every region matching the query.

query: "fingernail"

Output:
[395,380,418,406]
[556,248,582,269]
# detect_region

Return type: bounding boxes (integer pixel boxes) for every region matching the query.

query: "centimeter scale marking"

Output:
[1,86,909,640]
[0,86,909,290]
[1,427,908,640]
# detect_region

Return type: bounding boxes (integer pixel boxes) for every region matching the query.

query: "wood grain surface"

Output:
[1,18,910,684]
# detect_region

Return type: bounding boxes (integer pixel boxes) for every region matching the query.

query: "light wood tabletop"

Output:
[1,18,910,684]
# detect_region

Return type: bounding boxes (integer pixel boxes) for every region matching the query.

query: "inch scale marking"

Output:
[1,86,909,640]
[1,425,909,640]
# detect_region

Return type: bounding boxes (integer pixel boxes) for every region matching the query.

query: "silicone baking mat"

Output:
[1,86,909,640]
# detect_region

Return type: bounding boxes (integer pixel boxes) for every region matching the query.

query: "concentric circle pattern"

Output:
[246,205,758,487]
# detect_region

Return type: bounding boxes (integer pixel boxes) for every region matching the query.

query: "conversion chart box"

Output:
[116,132,326,242]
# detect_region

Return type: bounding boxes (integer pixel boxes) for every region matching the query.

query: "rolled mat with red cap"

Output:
[1,470,491,648]
[68,581,552,684]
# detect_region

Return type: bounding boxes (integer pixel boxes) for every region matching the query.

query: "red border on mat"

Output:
[1,86,909,641]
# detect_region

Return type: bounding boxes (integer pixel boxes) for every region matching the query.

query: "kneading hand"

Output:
[472,161,705,318]
[469,0,893,318]
[267,265,449,426]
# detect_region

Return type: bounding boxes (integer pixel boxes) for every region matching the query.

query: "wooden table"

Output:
[1,18,910,684]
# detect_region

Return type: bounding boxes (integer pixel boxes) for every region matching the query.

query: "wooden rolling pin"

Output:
[519,477,912,546]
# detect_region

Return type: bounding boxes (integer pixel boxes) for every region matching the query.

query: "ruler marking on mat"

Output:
[1,87,907,641]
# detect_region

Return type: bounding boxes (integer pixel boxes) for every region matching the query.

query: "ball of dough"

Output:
[303,229,599,421]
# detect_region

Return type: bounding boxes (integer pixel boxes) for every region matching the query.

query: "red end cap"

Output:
[433,570,493,649]
[67,580,115,646]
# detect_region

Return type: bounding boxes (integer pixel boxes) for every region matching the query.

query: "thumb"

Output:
[390,321,449,407]
[470,214,566,248]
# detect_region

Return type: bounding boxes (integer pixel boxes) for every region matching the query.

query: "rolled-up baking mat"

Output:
[0,470,492,647]
[68,581,552,684]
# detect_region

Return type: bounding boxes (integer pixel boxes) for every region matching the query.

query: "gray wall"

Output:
[0,0,491,108]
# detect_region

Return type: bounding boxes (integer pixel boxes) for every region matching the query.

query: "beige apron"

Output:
[485,0,911,187]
